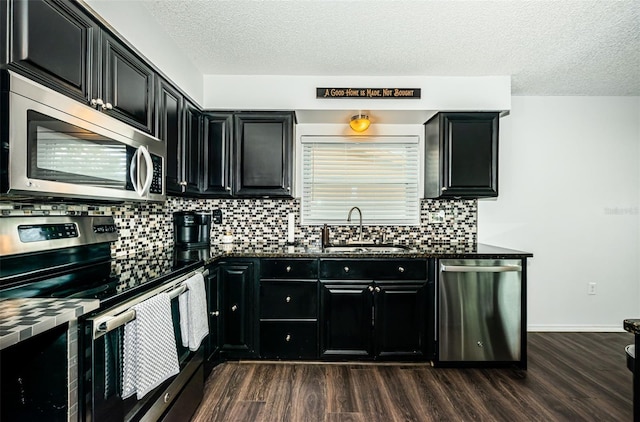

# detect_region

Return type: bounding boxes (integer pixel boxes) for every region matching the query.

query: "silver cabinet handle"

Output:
[368,286,374,292]
[285,334,291,342]
[375,286,381,293]
[441,187,448,191]
[103,102,113,110]
[286,266,292,272]
[90,98,103,108]
[286,186,291,191]
[344,266,350,273]
[285,296,291,303]
[441,264,522,273]
[231,304,238,312]
[225,186,231,191]
[178,181,187,193]
[477,341,484,348]
[210,311,219,316]
[163,392,171,403]
[398,266,405,273]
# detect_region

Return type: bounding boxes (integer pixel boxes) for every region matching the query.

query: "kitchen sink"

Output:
[323,245,408,253]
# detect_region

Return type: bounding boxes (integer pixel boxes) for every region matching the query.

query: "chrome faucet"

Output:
[347,206,363,243]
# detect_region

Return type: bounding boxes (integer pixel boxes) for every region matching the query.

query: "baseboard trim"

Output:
[527,324,625,332]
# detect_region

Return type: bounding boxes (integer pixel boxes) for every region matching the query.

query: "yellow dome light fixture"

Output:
[349,112,371,132]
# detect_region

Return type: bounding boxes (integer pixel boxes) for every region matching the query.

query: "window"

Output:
[301,136,420,225]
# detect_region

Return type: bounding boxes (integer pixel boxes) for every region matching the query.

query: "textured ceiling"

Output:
[142,0,640,96]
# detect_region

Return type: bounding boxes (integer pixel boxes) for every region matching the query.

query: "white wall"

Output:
[202,75,511,113]
[82,0,203,105]
[478,96,640,331]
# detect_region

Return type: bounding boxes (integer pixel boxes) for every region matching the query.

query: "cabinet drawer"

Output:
[320,260,427,280]
[260,281,317,319]
[260,321,318,359]
[261,259,318,279]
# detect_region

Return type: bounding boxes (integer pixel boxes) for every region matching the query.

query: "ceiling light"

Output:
[349,113,370,132]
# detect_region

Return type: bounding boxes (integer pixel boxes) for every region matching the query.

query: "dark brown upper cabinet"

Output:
[6,0,155,134]
[157,78,183,193]
[162,91,203,196]
[233,112,294,198]
[425,112,499,199]
[7,0,98,102]
[199,111,294,199]
[99,32,155,133]
[202,112,233,197]
[180,100,203,196]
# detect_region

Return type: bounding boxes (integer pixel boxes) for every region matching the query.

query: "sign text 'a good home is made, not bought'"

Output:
[316,88,421,99]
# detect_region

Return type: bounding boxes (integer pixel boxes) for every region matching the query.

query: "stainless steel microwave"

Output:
[1,71,166,202]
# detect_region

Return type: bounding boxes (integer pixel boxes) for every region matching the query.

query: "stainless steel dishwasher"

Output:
[438,259,523,363]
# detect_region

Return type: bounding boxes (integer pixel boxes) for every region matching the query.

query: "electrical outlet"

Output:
[429,210,445,224]
[212,209,222,224]
[587,282,596,295]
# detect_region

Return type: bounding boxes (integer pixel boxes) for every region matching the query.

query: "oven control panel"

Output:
[2,216,118,256]
[18,223,79,242]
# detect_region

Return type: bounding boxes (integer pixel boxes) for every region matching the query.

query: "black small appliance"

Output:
[173,211,212,249]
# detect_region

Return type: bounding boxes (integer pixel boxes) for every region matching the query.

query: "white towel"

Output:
[122,292,179,400]
[178,272,209,351]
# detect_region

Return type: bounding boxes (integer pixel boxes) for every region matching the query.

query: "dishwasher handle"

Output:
[440,264,521,273]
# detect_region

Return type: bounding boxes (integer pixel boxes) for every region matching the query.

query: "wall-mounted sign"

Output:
[317,87,421,99]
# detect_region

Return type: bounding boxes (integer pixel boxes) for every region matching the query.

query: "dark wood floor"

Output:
[192,332,634,421]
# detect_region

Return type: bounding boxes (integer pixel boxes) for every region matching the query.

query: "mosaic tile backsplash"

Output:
[1,197,477,256]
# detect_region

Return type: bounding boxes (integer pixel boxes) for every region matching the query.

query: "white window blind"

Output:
[301,136,420,225]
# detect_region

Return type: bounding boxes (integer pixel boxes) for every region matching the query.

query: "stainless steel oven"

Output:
[85,268,207,422]
[0,70,165,202]
[0,215,208,421]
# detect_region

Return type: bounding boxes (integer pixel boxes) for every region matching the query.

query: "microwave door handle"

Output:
[129,148,142,195]
[139,146,154,196]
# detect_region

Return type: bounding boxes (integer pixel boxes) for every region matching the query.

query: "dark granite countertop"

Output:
[624,319,640,335]
[203,242,533,263]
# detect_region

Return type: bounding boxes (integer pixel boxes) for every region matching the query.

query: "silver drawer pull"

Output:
[210,311,220,316]
[368,286,374,292]
[231,304,238,312]
[344,266,350,273]
[285,296,291,303]
[163,392,171,403]
[286,266,292,272]
[285,334,291,342]
[375,286,381,293]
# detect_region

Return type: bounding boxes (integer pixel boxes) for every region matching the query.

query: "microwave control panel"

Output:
[150,154,163,194]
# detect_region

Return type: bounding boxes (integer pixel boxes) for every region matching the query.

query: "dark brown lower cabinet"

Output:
[320,281,428,360]
[260,321,317,359]
[374,283,428,359]
[204,265,220,373]
[219,261,257,359]
[259,276,319,359]
[320,282,374,359]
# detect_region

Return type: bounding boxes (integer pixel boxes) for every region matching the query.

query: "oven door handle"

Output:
[90,267,208,339]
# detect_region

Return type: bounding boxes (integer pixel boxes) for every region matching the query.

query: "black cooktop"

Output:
[0,244,205,308]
